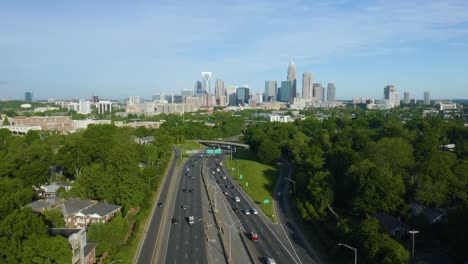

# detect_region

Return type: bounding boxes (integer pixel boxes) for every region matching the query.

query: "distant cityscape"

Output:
[17,61,459,116]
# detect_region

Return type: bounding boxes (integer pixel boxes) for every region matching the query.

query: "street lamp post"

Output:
[285,178,296,196]
[338,243,357,264]
[148,175,158,188]
[409,230,419,257]
[237,160,239,178]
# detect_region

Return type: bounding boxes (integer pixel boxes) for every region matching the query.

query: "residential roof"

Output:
[410,203,447,224]
[84,242,98,256]
[25,200,51,212]
[53,181,71,187]
[48,228,82,238]
[57,198,95,216]
[81,203,121,217]
[373,212,409,233]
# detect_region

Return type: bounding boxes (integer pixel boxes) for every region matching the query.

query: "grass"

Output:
[178,140,204,151]
[225,149,278,223]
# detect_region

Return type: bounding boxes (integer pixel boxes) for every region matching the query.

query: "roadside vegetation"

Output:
[225,149,278,222]
[244,110,468,263]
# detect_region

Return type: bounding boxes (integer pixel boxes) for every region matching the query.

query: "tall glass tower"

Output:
[302,72,313,99]
[287,61,297,99]
[202,72,212,107]
[327,82,336,101]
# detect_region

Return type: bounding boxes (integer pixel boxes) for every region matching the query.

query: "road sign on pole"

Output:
[240,174,243,179]
[263,199,270,204]
[214,149,222,154]
[207,149,214,154]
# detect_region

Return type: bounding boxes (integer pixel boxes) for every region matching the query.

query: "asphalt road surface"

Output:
[165,155,208,264]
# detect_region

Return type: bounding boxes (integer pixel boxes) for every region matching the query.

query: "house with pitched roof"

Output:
[57,198,96,228]
[74,202,122,228]
[373,212,410,239]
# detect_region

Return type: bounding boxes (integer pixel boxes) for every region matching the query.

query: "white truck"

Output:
[188,216,194,225]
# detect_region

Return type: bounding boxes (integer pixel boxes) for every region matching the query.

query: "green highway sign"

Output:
[207,149,214,154]
[214,149,222,154]
[263,199,270,204]
[240,175,243,179]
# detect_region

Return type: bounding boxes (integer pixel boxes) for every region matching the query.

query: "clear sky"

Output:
[1,0,468,100]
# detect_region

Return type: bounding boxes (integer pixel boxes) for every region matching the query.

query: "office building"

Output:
[236,87,250,106]
[128,96,141,105]
[202,72,212,107]
[313,83,324,101]
[384,84,400,108]
[264,81,277,102]
[195,81,203,92]
[11,116,74,132]
[78,99,91,114]
[96,101,112,114]
[279,81,292,102]
[327,82,336,101]
[424,91,430,105]
[91,96,99,103]
[25,92,32,102]
[226,86,238,106]
[215,78,225,98]
[403,92,410,104]
[302,72,313,99]
[181,89,193,98]
[287,62,297,99]
[68,103,80,112]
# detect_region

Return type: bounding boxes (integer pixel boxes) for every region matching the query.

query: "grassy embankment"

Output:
[225,149,278,223]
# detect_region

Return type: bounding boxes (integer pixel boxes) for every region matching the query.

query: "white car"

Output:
[234,197,240,202]
[243,209,251,215]
[251,209,258,215]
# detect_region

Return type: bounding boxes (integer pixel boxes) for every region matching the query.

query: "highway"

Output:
[165,155,208,264]
[136,148,180,264]
[206,155,301,264]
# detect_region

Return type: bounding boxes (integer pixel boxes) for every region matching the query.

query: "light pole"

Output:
[409,230,419,257]
[338,243,357,264]
[148,175,158,188]
[285,178,296,196]
[237,160,239,178]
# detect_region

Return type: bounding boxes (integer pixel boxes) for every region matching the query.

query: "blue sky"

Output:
[1,0,468,100]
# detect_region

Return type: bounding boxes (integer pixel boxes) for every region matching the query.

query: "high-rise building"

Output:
[78,99,91,114]
[25,92,32,102]
[97,101,112,114]
[91,96,99,103]
[264,81,277,102]
[384,85,400,108]
[403,92,410,104]
[302,72,313,99]
[287,61,297,99]
[424,91,430,105]
[279,81,292,102]
[195,81,203,92]
[128,96,141,105]
[313,83,324,101]
[226,86,238,106]
[236,87,249,106]
[202,72,212,107]
[327,82,336,101]
[215,78,225,98]
[181,89,193,98]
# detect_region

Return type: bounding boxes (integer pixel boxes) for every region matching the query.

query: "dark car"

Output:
[181,205,187,210]
[188,189,194,193]
[172,218,178,224]
[232,207,239,212]
[182,188,187,192]
[157,202,163,207]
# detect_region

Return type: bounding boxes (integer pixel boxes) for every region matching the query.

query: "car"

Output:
[171,218,178,224]
[266,258,276,264]
[188,189,194,193]
[182,188,187,192]
[216,180,221,184]
[189,176,194,179]
[157,202,163,207]
[234,197,240,202]
[249,232,258,241]
[224,191,228,195]
[225,185,230,188]
[232,186,237,189]
[181,205,187,210]
[186,168,190,171]
[251,209,258,215]
[243,209,251,215]
[188,216,194,225]
[277,192,281,196]
[222,176,227,179]
[232,207,239,212]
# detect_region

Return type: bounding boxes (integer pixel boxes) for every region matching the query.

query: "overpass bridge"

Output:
[195,140,249,149]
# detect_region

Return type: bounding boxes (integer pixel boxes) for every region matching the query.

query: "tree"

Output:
[303,171,334,219]
[0,177,34,219]
[21,234,72,263]
[447,206,468,263]
[43,208,65,228]
[367,137,414,177]
[349,159,405,214]
[257,138,280,165]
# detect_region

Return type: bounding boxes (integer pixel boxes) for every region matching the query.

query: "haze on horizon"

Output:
[1,0,468,100]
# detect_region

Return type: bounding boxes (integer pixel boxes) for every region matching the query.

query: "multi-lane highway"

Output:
[205,155,303,264]
[165,155,208,263]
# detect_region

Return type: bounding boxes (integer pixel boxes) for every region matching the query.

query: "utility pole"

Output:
[409,230,419,257]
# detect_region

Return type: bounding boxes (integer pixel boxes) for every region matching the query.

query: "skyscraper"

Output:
[215,78,224,98]
[236,87,249,106]
[302,72,313,99]
[264,81,277,102]
[327,82,336,101]
[403,91,410,104]
[424,91,430,105]
[287,61,297,99]
[384,85,400,107]
[25,92,32,102]
[313,83,324,101]
[202,72,212,107]
[279,81,292,102]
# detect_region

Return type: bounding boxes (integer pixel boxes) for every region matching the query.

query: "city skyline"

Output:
[1,1,468,100]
